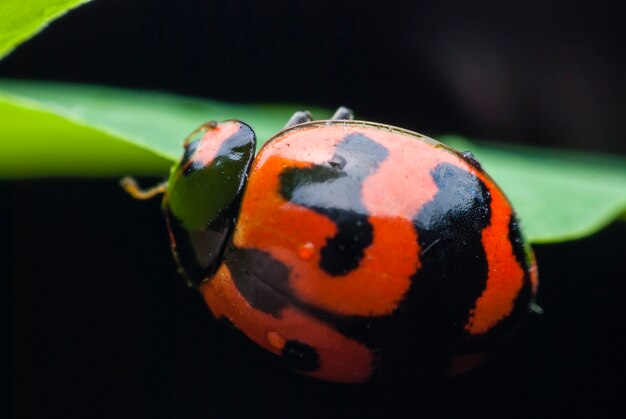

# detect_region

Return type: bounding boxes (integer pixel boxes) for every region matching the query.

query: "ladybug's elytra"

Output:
[122,107,538,383]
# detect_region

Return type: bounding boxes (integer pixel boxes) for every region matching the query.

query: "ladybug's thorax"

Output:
[164,120,256,287]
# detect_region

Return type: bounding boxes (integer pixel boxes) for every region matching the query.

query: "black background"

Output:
[1,0,625,418]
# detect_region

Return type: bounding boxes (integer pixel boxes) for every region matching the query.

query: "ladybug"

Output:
[122,107,539,383]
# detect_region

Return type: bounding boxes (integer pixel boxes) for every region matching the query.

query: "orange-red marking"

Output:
[465,171,526,335]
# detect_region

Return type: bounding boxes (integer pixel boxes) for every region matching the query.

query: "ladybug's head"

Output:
[164,120,256,287]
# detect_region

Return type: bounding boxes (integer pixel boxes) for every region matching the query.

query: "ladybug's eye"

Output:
[164,120,256,287]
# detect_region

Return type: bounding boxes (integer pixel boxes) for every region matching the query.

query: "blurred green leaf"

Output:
[0,0,92,60]
[0,80,328,177]
[442,135,626,244]
[0,80,624,245]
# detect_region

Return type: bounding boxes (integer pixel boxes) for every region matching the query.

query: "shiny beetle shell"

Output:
[162,118,538,383]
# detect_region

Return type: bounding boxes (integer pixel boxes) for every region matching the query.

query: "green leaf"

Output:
[0,80,329,177]
[0,80,624,245]
[0,0,92,60]
[441,135,626,244]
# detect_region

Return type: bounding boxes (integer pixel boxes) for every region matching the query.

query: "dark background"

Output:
[1,0,625,418]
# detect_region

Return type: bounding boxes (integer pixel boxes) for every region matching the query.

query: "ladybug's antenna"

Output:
[184,121,218,146]
[120,176,167,200]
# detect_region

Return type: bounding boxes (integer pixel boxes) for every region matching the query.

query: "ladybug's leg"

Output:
[529,302,544,315]
[284,110,313,128]
[330,106,354,120]
[119,176,167,200]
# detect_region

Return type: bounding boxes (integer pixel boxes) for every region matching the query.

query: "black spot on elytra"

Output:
[225,247,291,317]
[282,340,320,372]
[279,133,388,275]
[509,214,529,273]
[408,162,492,339]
